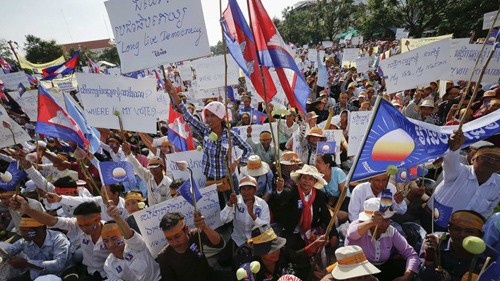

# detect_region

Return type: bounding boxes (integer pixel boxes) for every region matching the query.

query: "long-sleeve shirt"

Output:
[345,220,420,273]
[104,231,161,281]
[245,137,279,166]
[179,102,252,180]
[100,142,127,162]
[220,195,270,246]
[0,230,71,280]
[348,182,407,222]
[429,149,500,223]
[126,154,172,205]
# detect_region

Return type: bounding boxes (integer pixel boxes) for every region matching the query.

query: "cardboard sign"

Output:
[163,150,206,188]
[192,55,240,89]
[104,0,211,73]
[395,28,409,40]
[400,34,452,53]
[351,36,363,46]
[483,10,500,30]
[76,73,159,133]
[380,39,450,93]
[132,184,221,257]
[0,71,30,90]
[348,111,372,156]
[10,90,38,121]
[0,105,32,148]
[356,56,371,74]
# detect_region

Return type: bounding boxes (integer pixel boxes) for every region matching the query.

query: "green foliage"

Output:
[24,35,64,63]
[0,39,15,61]
[210,40,225,56]
[98,46,120,65]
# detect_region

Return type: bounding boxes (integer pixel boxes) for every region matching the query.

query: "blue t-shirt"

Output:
[323,167,348,197]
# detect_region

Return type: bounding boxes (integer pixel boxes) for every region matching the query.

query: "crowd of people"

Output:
[0,40,499,281]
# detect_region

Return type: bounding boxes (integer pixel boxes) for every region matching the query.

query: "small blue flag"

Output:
[396,167,410,183]
[177,178,202,207]
[379,189,393,212]
[98,161,136,185]
[317,141,336,154]
[250,109,267,125]
[227,86,235,102]
[17,83,26,97]
[0,161,27,191]
[433,198,453,228]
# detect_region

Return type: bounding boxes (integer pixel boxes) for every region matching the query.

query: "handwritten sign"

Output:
[351,36,363,46]
[10,90,38,121]
[0,105,32,148]
[164,150,206,188]
[176,62,193,81]
[348,111,372,156]
[395,28,409,40]
[483,10,500,30]
[400,34,452,53]
[323,129,343,164]
[104,0,211,73]
[356,56,371,74]
[132,184,221,257]
[0,71,30,90]
[152,88,170,121]
[343,48,360,62]
[448,39,500,84]
[76,73,158,133]
[192,55,240,90]
[55,80,76,92]
[380,39,450,93]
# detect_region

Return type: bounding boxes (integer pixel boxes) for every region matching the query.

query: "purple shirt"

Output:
[345,219,420,273]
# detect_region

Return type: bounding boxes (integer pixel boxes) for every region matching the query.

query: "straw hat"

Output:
[358,198,396,221]
[330,245,380,280]
[483,90,496,98]
[240,155,270,177]
[417,99,434,110]
[279,151,303,165]
[290,164,327,189]
[391,100,402,108]
[147,156,164,169]
[248,225,287,256]
[239,175,258,188]
[306,127,326,138]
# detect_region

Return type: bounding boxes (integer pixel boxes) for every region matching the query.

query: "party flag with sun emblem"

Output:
[0,161,27,191]
[98,161,136,185]
[317,141,336,155]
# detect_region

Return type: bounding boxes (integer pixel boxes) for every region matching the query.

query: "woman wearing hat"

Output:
[296,126,327,166]
[321,245,380,281]
[345,198,419,281]
[240,155,274,201]
[270,164,338,251]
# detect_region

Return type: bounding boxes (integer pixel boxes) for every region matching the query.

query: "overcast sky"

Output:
[0,0,304,55]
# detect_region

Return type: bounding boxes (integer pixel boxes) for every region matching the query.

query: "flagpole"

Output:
[454,9,500,120]
[189,168,203,254]
[245,0,282,179]
[220,0,236,194]
[7,41,21,66]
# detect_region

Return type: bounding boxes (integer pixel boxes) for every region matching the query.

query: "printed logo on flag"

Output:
[433,198,453,228]
[0,161,27,191]
[396,167,410,183]
[17,83,26,97]
[317,141,336,155]
[177,178,202,207]
[98,161,136,185]
[379,189,393,212]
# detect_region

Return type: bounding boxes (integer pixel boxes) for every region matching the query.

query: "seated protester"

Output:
[100,135,127,162]
[420,210,497,281]
[102,204,161,281]
[248,224,327,281]
[388,175,429,224]
[320,245,381,281]
[122,142,173,206]
[0,187,45,236]
[483,212,500,253]
[277,110,299,151]
[246,129,280,167]
[315,154,349,225]
[276,151,304,188]
[345,198,420,281]
[414,99,441,125]
[427,131,500,233]
[240,155,274,201]
[156,212,230,281]
[270,165,338,251]
[14,198,109,280]
[220,176,270,266]
[297,127,328,166]
[124,191,147,234]
[348,173,407,222]
[45,184,128,221]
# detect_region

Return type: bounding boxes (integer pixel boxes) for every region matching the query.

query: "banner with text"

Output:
[400,34,452,53]
[104,0,211,73]
[192,55,240,89]
[164,150,206,188]
[133,184,221,257]
[76,73,158,133]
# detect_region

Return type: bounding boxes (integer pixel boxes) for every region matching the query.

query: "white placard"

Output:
[76,73,158,133]
[356,56,370,74]
[322,41,333,48]
[380,39,450,93]
[348,111,372,156]
[176,63,193,81]
[395,28,409,40]
[343,48,360,62]
[192,55,240,90]
[483,10,499,30]
[351,36,363,46]
[55,80,76,92]
[0,105,32,148]
[133,184,221,258]
[0,71,30,90]
[233,122,278,144]
[10,90,38,121]
[107,67,121,76]
[104,0,211,73]
[152,88,170,121]
[448,39,500,84]
[400,34,452,53]
[163,150,206,188]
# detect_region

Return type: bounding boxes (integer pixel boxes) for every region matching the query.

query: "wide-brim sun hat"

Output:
[358,197,396,221]
[330,245,381,280]
[290,164,327,189]
[249,225,287,257]
[278,151,303,165]
[240,155,270,177]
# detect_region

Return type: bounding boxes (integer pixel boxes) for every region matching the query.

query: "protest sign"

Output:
[0,71,30,90]
[176,62,193,81]
[164,150,206,188]
[152,89,170,121]
[348,111,372,156]
[192,55,240,90]
[395,29,409,40]
[323,129,343,164]
[0,105,32,148]
[380,39,450,93]
[322,41,333,48]
[233,122,278,144]
[10,90,38,121]
[483,10,499,30]
[55,80,77,92]
[104,0,211,73]
[76,73,158,133]
[107,67,121,76]
[133,184,221,257]
[343,48,360,62]
[400,34,452,53]
[351,36,363,46]
[448,39,500,84]
[356,56,371,73]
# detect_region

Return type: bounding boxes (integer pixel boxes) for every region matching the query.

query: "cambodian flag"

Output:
[35,86,89,148]
[42,50,80,80]
[0,57,13,73]
[248,0,310,112]
[88,58,103,73]
[25,72,38,86]
[64,94,101,153]
[221,0,277,103]
[168,104,195,151]
[153,69,165,89]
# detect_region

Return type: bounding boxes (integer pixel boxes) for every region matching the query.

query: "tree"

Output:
[24,35,64,63]
[0,39,15,61]
[98,46,120,65]
[356,0,401,39]
[210,41,225,56]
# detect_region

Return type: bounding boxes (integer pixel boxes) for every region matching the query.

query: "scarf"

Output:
[298,185,316,235]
